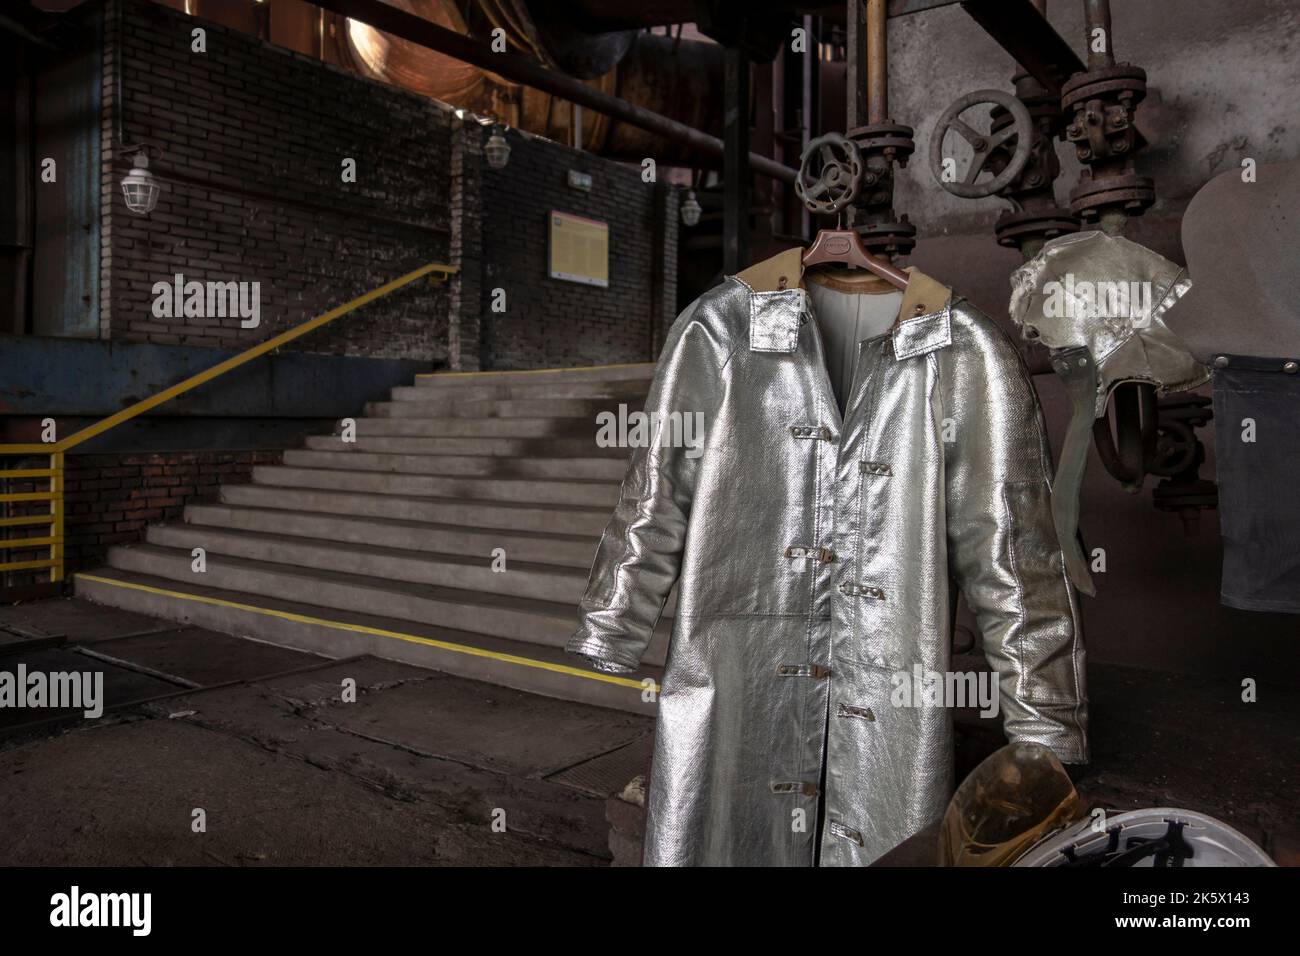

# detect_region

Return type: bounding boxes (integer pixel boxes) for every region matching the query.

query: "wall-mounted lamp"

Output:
[121,150,160,215]
[484,125,511,170]
[680,190,702,227]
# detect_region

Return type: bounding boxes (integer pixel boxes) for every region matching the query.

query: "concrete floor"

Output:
[0,598,652,866]
[1,598,1295,866]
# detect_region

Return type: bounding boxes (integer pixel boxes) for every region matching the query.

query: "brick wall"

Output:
[96,0,682,370]
[0,448,278,589]
[63,449,280,570]
[480,133,678,369]
[101,0,452,361]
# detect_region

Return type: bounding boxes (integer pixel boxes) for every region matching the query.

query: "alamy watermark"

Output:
[1041,274,1154,327]
[0,664,103,718]
[889,664,999,718]
[50,886,151,936]
[151,272,261,328]
[595,403,705,459]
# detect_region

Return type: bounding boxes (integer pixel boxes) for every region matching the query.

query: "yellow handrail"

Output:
[0,261,456,587]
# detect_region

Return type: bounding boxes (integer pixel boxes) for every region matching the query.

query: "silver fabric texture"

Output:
[567,249,1089,867]
[1009,230,1207,416]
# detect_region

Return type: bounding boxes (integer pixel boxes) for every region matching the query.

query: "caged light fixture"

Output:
[680,189,702,227]
[484,124,512,170]
[120,150,160,215]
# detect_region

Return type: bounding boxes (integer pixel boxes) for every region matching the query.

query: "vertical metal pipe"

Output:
[801,14,813,238]
[846,0,867,129]
[866,0,887,124]
[1084,0,1114,69]
[723,47,751,273]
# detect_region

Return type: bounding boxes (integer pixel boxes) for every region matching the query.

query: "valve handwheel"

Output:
[929,89,1034,199]
[795,132,863,215]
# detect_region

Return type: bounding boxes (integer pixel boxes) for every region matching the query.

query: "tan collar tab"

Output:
[897,266,951,323]
[732,248,955,358]
[734,246,806,294]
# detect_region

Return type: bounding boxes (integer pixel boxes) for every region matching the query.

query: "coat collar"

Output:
[732,247,954,358]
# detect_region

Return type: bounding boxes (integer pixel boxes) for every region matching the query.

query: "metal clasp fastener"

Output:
[775,663,832,679]
[838,581,885,600]
[790,425,833,440]
[770,781,820,796]
[837,702,876,721]
[859,460,892,476]
[829,821,864,846]
[786,545,836,563]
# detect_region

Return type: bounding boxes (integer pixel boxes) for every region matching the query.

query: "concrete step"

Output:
[389,379,651,403]
[384,379,650,405]
[364,397,633,419]
[281,448,628,481]
[158,515,678,615]
[344,417,597,438]
[101,542,669,666]
[185,502,600,568]
[219,484,613,536]
[251,465,621,508]
[304,434,629,459]
[414,363,655,388]
[74,568,659,715]
[145,522,597,606]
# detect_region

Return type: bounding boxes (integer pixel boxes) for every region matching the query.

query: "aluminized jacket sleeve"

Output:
[940,314,1090,764]
[567,302,725,674]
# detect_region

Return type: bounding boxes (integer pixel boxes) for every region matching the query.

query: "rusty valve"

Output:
[929,89,1034,199]
[795,132,863,215]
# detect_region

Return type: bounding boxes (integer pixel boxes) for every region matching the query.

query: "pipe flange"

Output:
[1069,172,1155,219]
[847,122,917,163]
[994,208,1080,248]
[855,218,918,257]
[1061,63,1148,111]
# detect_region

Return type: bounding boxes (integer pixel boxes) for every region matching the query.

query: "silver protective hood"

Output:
[1008,232,1207,596]
[1010,230,1207,415]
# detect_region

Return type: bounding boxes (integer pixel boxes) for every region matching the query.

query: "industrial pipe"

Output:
[1083,0,1115,69]
[866,0,887,124]
[309,0,798,183]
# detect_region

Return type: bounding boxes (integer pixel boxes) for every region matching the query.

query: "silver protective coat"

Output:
[567,248,1089,867]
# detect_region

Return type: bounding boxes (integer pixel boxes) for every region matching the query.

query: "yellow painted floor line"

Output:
[416,361,655,379]
[76,573,657,693]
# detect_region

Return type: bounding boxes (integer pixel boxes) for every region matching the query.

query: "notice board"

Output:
[548,211,609,288]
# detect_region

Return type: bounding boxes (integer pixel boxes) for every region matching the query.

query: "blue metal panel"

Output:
[0,334,430,419]
[30,4,101,338]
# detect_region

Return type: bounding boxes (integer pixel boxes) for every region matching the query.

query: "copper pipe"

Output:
[846,0,866,128]
[866,0,887,123]
[310,0,798,183]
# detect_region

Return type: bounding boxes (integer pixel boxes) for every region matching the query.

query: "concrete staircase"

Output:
[75,363,665,714]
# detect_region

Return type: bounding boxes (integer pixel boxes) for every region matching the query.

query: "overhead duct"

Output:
[344,0,725,165]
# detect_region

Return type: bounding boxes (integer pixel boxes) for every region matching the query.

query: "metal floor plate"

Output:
[545,735,653,797]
